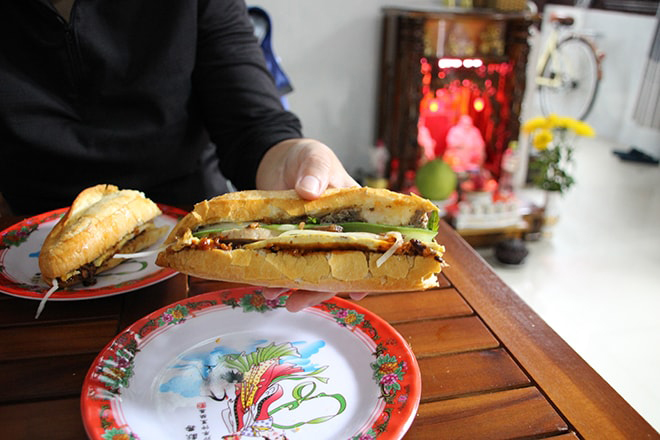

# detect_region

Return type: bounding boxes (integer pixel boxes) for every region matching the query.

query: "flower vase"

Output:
[542,190,561,231]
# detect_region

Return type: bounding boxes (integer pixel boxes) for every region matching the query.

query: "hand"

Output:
[256,138,359,199]
[255,139,365,311]
[261,288,368,313]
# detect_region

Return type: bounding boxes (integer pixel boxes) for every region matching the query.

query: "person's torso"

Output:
[0,0,211,213]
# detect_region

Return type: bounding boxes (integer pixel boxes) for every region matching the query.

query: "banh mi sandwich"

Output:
[39,184,168,288]
[156,187,446,292]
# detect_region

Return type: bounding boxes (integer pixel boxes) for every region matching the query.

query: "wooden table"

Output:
[1,215,657,439]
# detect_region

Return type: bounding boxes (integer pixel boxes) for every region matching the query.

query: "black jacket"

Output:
[0,0,302,215]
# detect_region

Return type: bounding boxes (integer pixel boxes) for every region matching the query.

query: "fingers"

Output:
[284,291,368,312]
[260,287,292,300]
[348,292,368,301]
[293,143,332,199]
[295,174,325,199]
[261,288,333,312]
[259,288,369,312]
[256,138,359,199]
[284,290,336,312]
[291,140,359,200]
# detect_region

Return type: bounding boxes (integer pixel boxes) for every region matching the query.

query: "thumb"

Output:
[294,149,331,200]
[296,175,326,199]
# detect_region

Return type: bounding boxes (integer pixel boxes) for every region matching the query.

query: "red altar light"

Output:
[438,58,462,69]
[378,12,532,192]
[417,57,515,180]
[437,58,484,69]
[462,58,484,68]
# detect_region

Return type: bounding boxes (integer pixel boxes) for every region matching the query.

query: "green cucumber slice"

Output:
[337,222,437,242]
[193,219,438,242]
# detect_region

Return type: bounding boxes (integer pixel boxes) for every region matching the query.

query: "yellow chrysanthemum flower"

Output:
[523,114,595,138]
[572,120,596,137]
[554,116,574,129]
[522,116,549,133]
[546,113,560,128]
[532,129,553,150]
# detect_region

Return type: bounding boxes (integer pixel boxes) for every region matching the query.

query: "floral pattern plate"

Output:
[82,288,421,440]
[0,205,187,300]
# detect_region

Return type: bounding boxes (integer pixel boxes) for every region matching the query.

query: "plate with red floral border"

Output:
[81,287,421,440]
[0,204,187,300]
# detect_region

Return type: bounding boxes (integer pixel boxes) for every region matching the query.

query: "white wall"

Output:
[253,2,660,180]
[251,1,441,176]
[520,5,659,155]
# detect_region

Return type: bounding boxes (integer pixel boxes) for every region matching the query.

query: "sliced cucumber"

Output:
[193,222,300,237]
[193,222,252,237]
[193,219,438,242]
[337,222,437,242]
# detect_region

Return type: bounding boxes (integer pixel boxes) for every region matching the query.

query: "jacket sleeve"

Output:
[193,0,303,190]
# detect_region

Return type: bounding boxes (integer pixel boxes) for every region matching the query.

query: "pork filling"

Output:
[187,230,443,262]
[55,223,155,286]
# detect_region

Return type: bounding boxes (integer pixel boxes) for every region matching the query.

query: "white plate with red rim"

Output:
[81,287,421,440]
[0,204,187,300]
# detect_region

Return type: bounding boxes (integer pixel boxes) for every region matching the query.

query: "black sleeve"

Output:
[193,0,302,190]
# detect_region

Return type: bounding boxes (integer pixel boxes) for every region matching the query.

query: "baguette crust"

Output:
[165,187,438,243]
[157,188,444,292]
[156,248,442,292]
[41,222,168,287]
[39,184,163,282]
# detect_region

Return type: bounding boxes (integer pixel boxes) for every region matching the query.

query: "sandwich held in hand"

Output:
[39,184,168,288]
[156,187,446,291]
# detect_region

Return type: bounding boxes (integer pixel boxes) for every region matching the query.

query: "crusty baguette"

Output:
[158,248,442,292]
[156,187,445,292]
[39,184,163,284]
[164,187,437,243]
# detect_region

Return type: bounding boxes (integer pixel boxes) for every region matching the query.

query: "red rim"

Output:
[81,287,421,440]
[0,204,187,300]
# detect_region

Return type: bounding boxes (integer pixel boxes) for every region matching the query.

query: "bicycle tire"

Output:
[538,36,601,120]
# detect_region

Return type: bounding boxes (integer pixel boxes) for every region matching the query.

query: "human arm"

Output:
[194,0,358,197]
[194,0,304,190]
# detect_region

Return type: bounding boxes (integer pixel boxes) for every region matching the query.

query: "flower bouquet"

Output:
[522,114,595,233]
[522,114,595,194]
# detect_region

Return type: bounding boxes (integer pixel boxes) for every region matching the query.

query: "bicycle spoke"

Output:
[538,37,601,120]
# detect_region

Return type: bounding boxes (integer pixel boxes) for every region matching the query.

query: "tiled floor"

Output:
[478,136,660,432]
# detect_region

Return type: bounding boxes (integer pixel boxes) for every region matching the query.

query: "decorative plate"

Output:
[82,288,421,440]
[0,205,187,300]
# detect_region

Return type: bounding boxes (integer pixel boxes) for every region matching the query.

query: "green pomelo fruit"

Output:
[415,159,457,200]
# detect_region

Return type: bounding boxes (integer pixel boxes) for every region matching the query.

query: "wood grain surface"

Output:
[0,215,657,439]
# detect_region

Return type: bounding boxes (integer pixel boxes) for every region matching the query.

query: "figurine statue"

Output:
[443,115,485,174]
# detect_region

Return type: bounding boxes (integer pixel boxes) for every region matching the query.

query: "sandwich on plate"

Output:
[39,184,168,288]
[156,187,446,292]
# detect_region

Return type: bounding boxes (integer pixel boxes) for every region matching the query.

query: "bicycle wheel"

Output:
[538,36,601,120]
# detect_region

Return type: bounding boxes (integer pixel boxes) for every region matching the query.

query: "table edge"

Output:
[437,221,659,437]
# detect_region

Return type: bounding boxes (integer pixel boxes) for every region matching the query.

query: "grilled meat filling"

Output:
[54,225,156,287]
[187,227,443,262]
